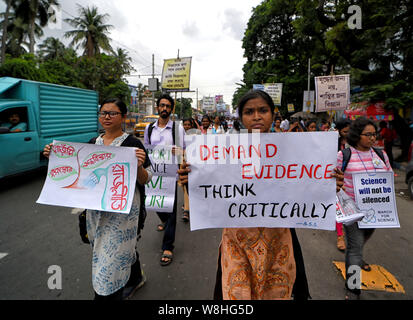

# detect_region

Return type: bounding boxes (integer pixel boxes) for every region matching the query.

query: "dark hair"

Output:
[335,119,351,131]
[156,94,174,109]
[201,115,211,122]
[379,120,387,128]
[237,90,275,120]
[100,98,127,115]
[346,117,377,147]
[305,119,317,128]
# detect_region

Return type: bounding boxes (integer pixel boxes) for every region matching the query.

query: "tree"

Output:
[64,5,113,58]
[1,0,12,63]
[175,97,193,119]
[0,53,50,81]
[314,0,413,159]
[112,47,135,77]
[37,36,65,60]
[241,0,307,114]
[14,0,60,54]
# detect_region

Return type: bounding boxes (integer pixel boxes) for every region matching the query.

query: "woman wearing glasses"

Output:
[43,98,152,300]
[336,117,392,300]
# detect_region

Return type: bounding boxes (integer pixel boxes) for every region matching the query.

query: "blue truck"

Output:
[0,77,99,179]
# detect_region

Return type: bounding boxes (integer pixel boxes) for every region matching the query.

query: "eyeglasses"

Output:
[159,103,172,108]
[360,132,377,138]
[98,111,122,117]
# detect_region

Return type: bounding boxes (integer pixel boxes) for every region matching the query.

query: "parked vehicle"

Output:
[0,77,99,179]
[134,115,159,137]
[405,141,413,200]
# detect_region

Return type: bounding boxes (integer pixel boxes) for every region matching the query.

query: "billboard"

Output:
[315,74,350,112]
[253,83,283,106]
[202,96,215,112]
[161,57,192,92]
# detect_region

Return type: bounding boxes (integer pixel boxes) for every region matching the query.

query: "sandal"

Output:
[345,289,360,300]
[182,210,189,222]
[160,251,173,266]
[156,223,165,232]
[361,262,371,272]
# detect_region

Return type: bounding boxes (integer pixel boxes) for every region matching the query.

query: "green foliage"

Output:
[175,97,193,119]
[0,53,49,81]
[0,4,133,106]
[64,5,113,58]
[237,0,413,114]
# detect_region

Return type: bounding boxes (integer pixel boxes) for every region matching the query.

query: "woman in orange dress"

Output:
[179,90,344,300]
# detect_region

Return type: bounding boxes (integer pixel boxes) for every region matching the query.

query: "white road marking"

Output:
[0,253,8,260]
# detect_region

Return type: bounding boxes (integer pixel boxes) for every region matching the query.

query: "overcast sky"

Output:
[11,0,263,108]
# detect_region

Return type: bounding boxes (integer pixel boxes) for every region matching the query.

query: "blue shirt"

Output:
[1,122,27,132]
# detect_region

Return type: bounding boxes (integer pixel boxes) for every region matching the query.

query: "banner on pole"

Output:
[303,90,315,112]
[202,96,215,112]
[315,74,350,112]
[253,83,283,106]
[161,57,192,92]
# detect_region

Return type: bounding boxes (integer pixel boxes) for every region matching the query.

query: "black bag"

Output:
[78,209,90,244]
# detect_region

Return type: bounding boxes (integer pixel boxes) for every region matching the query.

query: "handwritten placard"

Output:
[37,140,137,214]
[185,132,338,230]
[144,145,177,212]
[352,172,400,228]
[315,74,350,112]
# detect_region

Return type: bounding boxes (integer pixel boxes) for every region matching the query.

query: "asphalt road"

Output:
[0,164,412,301]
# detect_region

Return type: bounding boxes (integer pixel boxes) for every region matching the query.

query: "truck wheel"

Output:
[409,176,413,201]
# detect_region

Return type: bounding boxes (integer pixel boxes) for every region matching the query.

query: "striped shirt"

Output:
[336,146,392,201]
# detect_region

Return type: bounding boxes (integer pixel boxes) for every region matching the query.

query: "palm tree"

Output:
[113,47,135,75]
[14,0,60,54]
[64,5,113,58]
[1,0,13,63]
[1,10,44,58]
[38,36,65,60]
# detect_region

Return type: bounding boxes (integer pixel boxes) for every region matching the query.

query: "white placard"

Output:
[37,140,138,214]
[145,175,176,212]
[144,145,177,212]
[202,96,215,112]
[185,132,338,231]
[352,172,400,228]
[315,74,350,112]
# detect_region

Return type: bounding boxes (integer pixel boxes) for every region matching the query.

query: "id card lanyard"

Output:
[355,149,379,176]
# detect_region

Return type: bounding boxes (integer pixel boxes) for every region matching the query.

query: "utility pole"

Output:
[196,88,199,111]
[152,54,155,115]
[306,58,311,112]
[307,58,311,92]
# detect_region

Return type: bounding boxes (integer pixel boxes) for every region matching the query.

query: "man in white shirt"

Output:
[280,117,290,131]
[144,94,185,266]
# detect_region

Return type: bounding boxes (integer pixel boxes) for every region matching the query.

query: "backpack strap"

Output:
[372,147,386,164]
[88,136,97,144]
[147,122,156,145]
[340,147,386,173]
[341,147,351,172]
[172,120,176,146]
[148,120,177,145]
